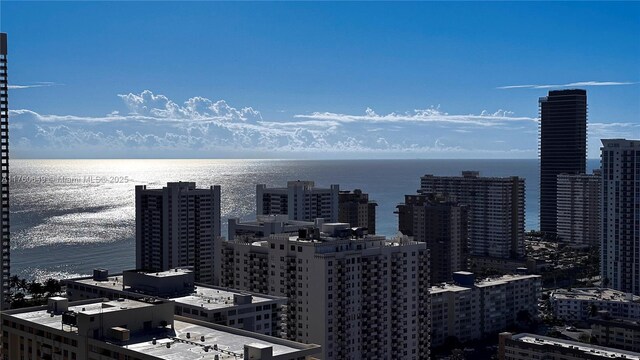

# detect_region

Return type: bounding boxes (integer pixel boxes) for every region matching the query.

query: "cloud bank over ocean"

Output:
[9,90,637,159]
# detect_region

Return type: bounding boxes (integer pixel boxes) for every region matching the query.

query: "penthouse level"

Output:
[63,268,286,336]
[1,297,320,360]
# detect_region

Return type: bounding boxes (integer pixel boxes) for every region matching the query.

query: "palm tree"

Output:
[44,278,61,296]
[28,280,44,299]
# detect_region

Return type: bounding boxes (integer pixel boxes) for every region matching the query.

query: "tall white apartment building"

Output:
[420,171,525,259]
[0,33,10,310]
[136,182,221,284]
[556,170,601,247]
[256,181,339,222]
[430,272,541,347]
[0,297,321,360]
[217,223,430,360]
[601,139,640,294]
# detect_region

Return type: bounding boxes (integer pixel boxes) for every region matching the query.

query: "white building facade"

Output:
[256,181,339,222]
[556,170,601,247]
[217,224,430,360]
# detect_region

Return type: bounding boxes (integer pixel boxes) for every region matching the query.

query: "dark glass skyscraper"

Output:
[539,89,587,235]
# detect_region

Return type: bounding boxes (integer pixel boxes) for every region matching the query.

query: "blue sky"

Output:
[2,1,639,159]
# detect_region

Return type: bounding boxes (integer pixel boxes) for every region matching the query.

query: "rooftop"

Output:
[551,288,640,303]
[512,333,640,359]
[7,300,318,360]
[172,286,284,310]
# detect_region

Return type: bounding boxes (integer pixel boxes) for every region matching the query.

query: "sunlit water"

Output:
[9,158,599,281]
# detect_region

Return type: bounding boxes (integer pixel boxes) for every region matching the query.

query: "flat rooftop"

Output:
[11,299,156,333]
[430,283,472,295]
[69,276,284,309]
[171,286,284,310]
[512,333,640,359]
[8,300,317,360]
[552,288,640,303]
[475,274,541,287]
[125,319,313,360]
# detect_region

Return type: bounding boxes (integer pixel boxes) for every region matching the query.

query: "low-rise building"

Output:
[498,332,640,360]
[591,311,640,352]
[62,268,286,336]
[0,297,320,360]
[429,272,541,347]
[550,288,640,322]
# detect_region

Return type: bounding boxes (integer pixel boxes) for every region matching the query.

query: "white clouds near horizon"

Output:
[8,90,636,159]
[497,81,636,89]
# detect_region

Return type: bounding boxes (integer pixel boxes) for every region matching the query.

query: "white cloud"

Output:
[8,82,62,90]
[498,81,636,89]
[294,107,537,127]
[6,90,547,158]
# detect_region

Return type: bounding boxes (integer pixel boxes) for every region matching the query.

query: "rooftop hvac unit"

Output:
[110,327,130,342]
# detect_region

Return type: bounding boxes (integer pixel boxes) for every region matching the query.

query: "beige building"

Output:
[430,272,541,347]
[556,170,601,248]
[420,171,525,260]
[498,332,640,360]
[62,268,286,336]
[256,181,339,222]
[136,182,221,284]
[217,223,430,360]
[1,297,320,360]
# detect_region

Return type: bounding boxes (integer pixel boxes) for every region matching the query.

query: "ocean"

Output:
[9,158,600,281]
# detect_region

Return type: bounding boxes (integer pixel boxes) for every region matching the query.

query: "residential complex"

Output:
[62,268,286,336]
[419,171,525,260]
[430,272,542,347]
[256,181,339,222]
[338,189,377,233]
[0,33,9,310]
[135,182,221,284]
[591,311,640,353]
[601,139,640,295]
[539,89,587,235]
[556,170,601,247]
[217,224,430,360]
[228,215,315,241]
[397,193,468,283]
[498,332,640,360]
[550,288,640,322]
[0,297,321,360]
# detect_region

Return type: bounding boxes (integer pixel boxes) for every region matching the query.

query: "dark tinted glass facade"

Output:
[539,89,587,234]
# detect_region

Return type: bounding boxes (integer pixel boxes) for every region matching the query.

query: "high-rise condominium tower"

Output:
[338,189,377,234]
[256,181,339,222]
[556,170,601,248]
[397,193,468,283]
[217,225,430,360]
[420,171,525,259]
[601,139,640,294]
[0,33,9,310]
[539,89,587,235]
[135,182,221,284]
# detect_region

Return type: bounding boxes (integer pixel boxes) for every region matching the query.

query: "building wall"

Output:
[257,181,339,222]
[338,189,377,234]
[0,33,9,310]
[419,172,525,259]
[556,172,601,247]
[135,182,221,284]
[601,139,640,295]
[218,234,430,360]
[397,194,468,283]
[539,89,587,235]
